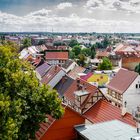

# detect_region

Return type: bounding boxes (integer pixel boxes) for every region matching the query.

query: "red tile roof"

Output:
[96,51,109,57]
[107,68,138,94]
[41,66,62,85]
[45,52,68,60]
[64,78,99,106]
[84,99,136,127]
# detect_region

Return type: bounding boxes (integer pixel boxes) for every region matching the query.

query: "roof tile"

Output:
[84,99,136,127]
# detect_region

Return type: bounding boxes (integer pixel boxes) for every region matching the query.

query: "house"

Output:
[114,43,140,70]
[96,51,109,59]
[90,58,101,67]
[45,52,69,66]
[62,59,78,73]
[64,78,105,114]
[45,45,68,51]
[109,52,122,67]
[106,68,140,113]
[36,105,85,140]
[41,65,66,88]
[75,120,139,140]
[35,62,51,80]
[68,66,85,79]
[84,99,136,126]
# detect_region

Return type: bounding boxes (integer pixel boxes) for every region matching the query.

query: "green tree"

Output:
[69,51,76,59]
[22,38,31,48]
[102,37,111,48]
[38,40,45,45]
[53,41,65,46]
[81,48,91,57]
[0,46,64,140]
[91,45,96,59]
[98,57,112,70]
[77,54,87,67]
[135,63,140,74]
[69,39,79,48]
[72,45,81,56]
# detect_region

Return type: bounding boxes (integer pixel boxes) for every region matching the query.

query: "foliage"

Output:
[102,37,111,48]
[91,45,96,59]
[135,63,140,74]
[0,46,64,140]
[93,37,111,49]
[69,51,76,59]
[37,40,46,45]
[22,38,31,48]
[53,41,65,46]
[98,57,112,70]
[71,45,81,56]
[0,40,19,52]
[81,48,91,56]
[69,39,79,48]
[77,54,87,67]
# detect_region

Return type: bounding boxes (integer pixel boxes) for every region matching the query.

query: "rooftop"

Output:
[35,62,51,78]
[41,66,62,85]
[107,68,138,94]
[75,120,139,140]
[68,66,85,79]
[84,99,136,127]
[62,59,74,69]
[54,75,74,97]
[64,78,99,103]
[45,52,68,60]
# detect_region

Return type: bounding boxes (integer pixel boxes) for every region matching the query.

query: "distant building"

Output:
[96,51,109,59]
[114,43,140,70]
[45,52,69,66]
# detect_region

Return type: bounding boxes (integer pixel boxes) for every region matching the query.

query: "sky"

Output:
[0,0,140,33]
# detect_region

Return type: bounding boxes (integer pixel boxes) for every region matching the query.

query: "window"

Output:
[136,84,138,88]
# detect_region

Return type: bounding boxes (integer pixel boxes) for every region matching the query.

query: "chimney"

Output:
[77,79,80,90]
[61,76,67,84]
[121,101,127,116]
[82,83,86,92]
[54,65,57,71]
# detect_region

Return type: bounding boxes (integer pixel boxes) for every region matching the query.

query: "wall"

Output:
[41,107,85,140]
[122,57,140,70]
[123,75,140,113]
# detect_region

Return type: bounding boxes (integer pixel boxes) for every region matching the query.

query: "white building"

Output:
[106,68,140,113]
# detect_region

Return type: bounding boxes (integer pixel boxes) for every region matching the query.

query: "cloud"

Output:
[0,8,139,33]
[85,0,140,13]
[57,2,72,10]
